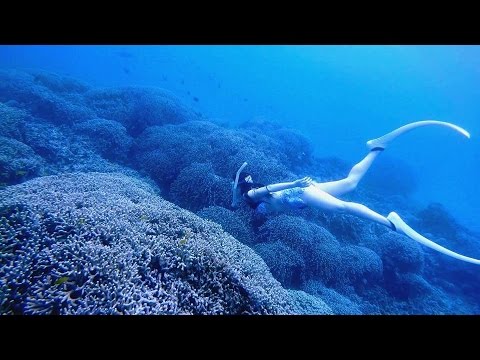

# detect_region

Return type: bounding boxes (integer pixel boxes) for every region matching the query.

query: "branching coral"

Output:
[170,163,231,211]
[84,87,202,136]
[0,172,299,314]
[0,136,44,184]
[74,118,133,162]
[254,241,305,288]
[197,206,254,245]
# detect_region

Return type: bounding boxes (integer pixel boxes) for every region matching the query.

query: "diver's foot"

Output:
[387,211,480,265]
[387,212,402,233]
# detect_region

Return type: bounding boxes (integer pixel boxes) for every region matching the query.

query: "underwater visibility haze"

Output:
[0,45,479,314]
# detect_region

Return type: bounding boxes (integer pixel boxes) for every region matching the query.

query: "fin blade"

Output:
[388,212,480,265]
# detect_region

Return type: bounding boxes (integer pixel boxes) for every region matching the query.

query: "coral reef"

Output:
[22,119,72,162]
[302,280,363,315]
[0,68,478,315]
[254,241,306,288]
[258,215,342,285]
[0,102,30,140]
[0,69,93,125]
[170,163,231,211]
[286,289,333,315]
[84,87,202,136]
[0,136,44,185]
[74,118,133,162]
[0,172,300,314]
[362,231,425,274]
[197,206,254,245]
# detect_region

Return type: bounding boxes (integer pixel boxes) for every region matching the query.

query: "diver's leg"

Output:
[316,120,471,198]
[314,149,383,197]
[302,186,480,265]
[302,185,393,228]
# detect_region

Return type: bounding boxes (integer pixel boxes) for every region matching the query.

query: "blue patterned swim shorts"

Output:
[278,187,307,209]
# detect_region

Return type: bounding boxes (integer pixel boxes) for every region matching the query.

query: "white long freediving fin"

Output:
[387,212,480,265]
[367,120,471,150]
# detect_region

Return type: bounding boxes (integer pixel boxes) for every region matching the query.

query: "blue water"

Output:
[1,45,477,230]
[1,45,479,314]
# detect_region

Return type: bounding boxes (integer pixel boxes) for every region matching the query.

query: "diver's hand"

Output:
[293,177,313,188]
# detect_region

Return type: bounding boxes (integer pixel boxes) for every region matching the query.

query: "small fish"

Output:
[178,228,192,245]
[54,277,69,286]
[116,51,134,58]
[193,97,199,102]
[123,67,131,75]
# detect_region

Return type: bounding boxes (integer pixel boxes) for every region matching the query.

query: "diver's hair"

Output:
[232,171,251,182]
[238,181,266,196]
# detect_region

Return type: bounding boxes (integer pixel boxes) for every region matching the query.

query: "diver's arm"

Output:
[247,177,313,200]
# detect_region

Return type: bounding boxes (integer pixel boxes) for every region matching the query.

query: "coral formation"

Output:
[0,173,299,314]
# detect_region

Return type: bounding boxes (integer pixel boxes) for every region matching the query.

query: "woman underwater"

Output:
[231,120,480,265]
